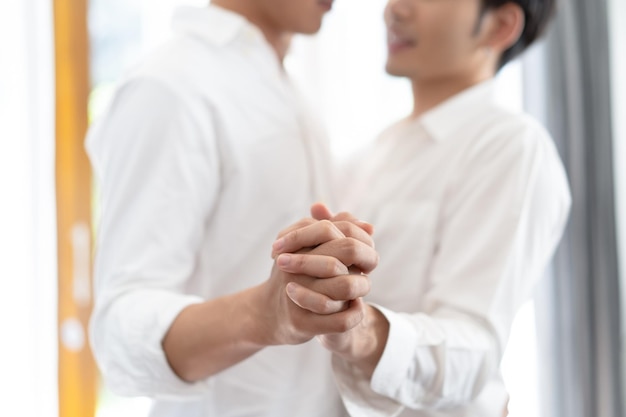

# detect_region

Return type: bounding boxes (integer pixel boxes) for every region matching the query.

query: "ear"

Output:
[482,3,525,53]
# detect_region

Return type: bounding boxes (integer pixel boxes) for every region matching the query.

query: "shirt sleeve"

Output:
[333,119,572,415]
[86,77,220,399]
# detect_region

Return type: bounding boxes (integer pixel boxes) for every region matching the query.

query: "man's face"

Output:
[384,0,488,80]
[261,0,334,34]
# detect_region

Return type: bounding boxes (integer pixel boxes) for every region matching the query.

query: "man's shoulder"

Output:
[475,106,554,152]
[448,106,560,179]
[121,36,240,99]
[138,39,211,84]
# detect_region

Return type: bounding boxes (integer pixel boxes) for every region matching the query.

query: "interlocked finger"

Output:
[286,282,348,315]
[291,298,366,336]
[272,220,345,258]
[332,212,374,235]
[308,238,379,274]
[332,221,374,248]
[306,274,370,302]
[277,253,350,278]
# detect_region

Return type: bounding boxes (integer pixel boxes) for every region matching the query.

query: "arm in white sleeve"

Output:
[87,78,220,398]
[334,121,572,415]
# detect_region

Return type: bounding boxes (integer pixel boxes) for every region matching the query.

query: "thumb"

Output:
[310,202,334,220]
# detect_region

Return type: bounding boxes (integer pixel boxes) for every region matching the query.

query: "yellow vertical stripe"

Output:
[54,0,96,416]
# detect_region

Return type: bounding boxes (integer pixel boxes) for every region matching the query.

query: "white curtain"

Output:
[0,1,57,416]
[525,0,623,415]
[608,0,626,413]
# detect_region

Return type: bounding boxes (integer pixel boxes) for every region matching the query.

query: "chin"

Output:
[385,62,409,78]
[297,19,323,35]
[288,13,324,35]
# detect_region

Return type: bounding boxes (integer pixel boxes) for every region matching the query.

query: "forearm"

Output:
[162,285,266,382]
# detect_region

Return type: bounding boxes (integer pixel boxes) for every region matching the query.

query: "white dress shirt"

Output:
[87,6,343,417]
[333,81,572,416]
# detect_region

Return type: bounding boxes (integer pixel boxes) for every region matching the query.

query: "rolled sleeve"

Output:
[91,290,209,398]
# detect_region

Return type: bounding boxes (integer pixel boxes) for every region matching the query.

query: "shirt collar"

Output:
[420,79,496,143]
[171,4,266,48]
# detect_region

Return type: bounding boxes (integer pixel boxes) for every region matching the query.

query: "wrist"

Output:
[238,284,276,348]
[336,303,389,377]
[363,304,390,361]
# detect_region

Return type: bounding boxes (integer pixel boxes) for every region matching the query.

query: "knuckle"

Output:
[331,259,346,276]
[319,219,332,228]
[294,255,306,270]
[320,298,334,314]
[342,238,360,260]
[359,234,375,249]
[339,279,359,299]
[336,315,358,333]
[344,221,358,233]
[338,222,357,239]
[286,228,299,245]
[352,280,366,298]
[363,249,379,272]
[345,308,365,332]
[324,260,336,276]
[336,211,353,221]
[335,220,350,229]
[319,219,335,236]
[332,317,348,333]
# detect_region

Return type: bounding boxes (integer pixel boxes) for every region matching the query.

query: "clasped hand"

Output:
[257,203,378,347]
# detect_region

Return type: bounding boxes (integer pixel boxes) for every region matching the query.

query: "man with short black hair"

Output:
[272,0,571,415]
[481,0,557,69]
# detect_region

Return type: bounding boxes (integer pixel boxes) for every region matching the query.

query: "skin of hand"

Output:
[270,209,377,318]
[162,209,378,382]
[275,203,390,379]
[256,218,379,346]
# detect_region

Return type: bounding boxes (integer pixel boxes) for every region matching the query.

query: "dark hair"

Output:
[481,0,557,68]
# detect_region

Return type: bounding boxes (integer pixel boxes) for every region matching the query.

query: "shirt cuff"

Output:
[369,304,422,400]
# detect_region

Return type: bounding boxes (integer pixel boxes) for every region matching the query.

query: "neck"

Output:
[245,20,292,63]
[410,67,494,119]
[211,0,292,63]
[410,54,496,118]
